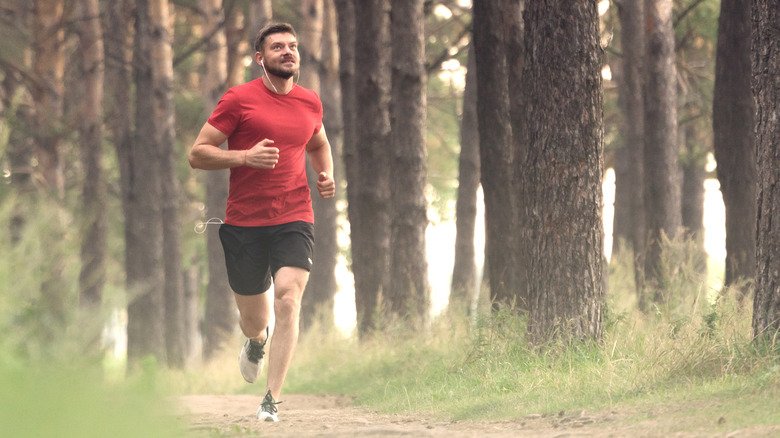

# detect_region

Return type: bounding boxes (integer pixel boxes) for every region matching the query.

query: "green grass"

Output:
[0,361,184,438]
[278,239,780,430]
[1,200,778,435]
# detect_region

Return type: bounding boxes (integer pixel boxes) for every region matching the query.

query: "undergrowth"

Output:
[279,237,780,421]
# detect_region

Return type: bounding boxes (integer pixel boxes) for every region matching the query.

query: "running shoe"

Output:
[239,328,268,383]
[257,390,282,422]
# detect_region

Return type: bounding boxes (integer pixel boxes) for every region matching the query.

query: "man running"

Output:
[188,22,335,423]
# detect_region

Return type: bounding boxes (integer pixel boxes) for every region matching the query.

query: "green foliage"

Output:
[0,363,183,438]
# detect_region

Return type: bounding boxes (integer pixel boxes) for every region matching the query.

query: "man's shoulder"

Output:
[224,79,261,99]
[292,84,321,103]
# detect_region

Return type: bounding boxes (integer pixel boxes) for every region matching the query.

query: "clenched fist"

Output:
[244,139,279,169]
[317,172,336,198]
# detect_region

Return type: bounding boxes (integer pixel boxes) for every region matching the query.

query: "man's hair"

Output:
[254,22,297,53]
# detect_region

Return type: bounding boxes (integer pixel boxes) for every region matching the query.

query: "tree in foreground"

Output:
[752,0,780,339]
[516,0,605,343]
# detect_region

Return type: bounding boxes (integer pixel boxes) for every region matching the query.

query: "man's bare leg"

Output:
[265,266,308,400]
[234,291,272,342]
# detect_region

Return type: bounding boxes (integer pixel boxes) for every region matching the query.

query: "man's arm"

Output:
[306,128,336,198]
[188,123,242,170]
[188,122,280,170]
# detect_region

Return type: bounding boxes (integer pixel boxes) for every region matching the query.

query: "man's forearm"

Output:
[307,142,333,176]
[189,144,246,170]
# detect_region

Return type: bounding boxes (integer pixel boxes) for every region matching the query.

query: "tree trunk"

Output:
[126,0,167,365]
[472,0,517,311]
[643,0,680,306]
[350,0,391,336]
[148,0,186,368]
[387,0,430,325]
[334,0,358,330]
[752,0,780,339]
[450,44,480,313]
[199,0,235,360]
[225,2,246,87]
[32,0,65,197]
[613,0,646,274]
[75,0,107,315]
[5,1,34,246]
[248,0,273,79]
[713,0,756,292]
[680,123,706,241]
[517,0,604,343]
[302,0,341,332]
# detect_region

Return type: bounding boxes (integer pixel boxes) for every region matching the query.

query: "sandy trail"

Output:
[177,394,779,437]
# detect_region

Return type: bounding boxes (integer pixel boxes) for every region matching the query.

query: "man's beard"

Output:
[264,63,296,79]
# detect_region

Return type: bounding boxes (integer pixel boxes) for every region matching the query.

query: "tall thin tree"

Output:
[450,43,480,312]
[32,0,65,197]
[713,0,756,292]
[387,0,430,325]
[75,0,106,314]
[350,0,391,335]
[334,0,358,329]
[517,0,605,343]
[126,0,167,364]
[472,0,517,310]
[302,0,342,331]
[751,0,780,339]
[613,0,646,279]
[643,0,680,306]
[199,0,235,360]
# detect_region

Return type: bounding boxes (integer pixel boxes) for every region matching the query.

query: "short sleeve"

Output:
[207,89,241,137]
[313,91,324,134]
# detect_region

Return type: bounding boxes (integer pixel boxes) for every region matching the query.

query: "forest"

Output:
[0,0,779,436]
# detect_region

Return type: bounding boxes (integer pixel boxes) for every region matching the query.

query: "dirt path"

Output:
[177,394,779,437]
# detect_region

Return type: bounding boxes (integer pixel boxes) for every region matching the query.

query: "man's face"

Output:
[259,32,299,79]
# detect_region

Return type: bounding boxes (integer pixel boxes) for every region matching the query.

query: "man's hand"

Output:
[316,172,336,198]
[244,139,279,169]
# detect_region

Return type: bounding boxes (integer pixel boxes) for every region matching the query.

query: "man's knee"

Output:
[274,292,301,323]
[239,311,269,337]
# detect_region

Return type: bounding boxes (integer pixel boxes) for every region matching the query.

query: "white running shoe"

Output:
[239,329,267,383]
[257,390,281,422]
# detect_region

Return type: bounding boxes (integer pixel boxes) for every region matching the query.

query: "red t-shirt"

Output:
[207,79,323,227]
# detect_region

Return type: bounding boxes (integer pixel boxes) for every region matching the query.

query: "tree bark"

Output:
[199,0,235,360]
[147,0,186,368]
[31,0,68,336]
[75,0,107,314]
[225,3,246,86]
[32,0,65,197]
[126,0,167,365]
[450,43,480,313]
[5,1,34,246]
[302,0,341,332]
[643,0,681,306]
[472,0,517,310]
[387,0,430,325]
[680,122,706,241]
[613,0,646,273]
[334,0,358,331]
[517,0,604,343]
[248,0,273,79]
[713,0,756,292]
[350,0,391,336]
[752,0,780,339]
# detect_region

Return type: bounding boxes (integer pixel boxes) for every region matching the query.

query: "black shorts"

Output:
[218,221,314,295]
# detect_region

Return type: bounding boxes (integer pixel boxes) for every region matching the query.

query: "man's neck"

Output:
[263,74,294,95]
